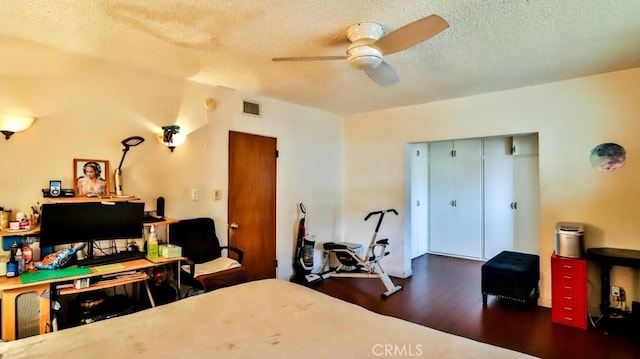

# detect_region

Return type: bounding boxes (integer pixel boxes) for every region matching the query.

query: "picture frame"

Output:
[73,158,110,196]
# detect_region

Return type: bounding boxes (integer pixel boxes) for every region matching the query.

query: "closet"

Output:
[483,134,539,259]
[428,139,483,258]
[427,134,538,260]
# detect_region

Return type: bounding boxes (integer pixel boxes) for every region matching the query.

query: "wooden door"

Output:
[228,131,277,281]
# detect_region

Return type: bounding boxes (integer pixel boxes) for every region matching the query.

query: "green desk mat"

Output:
[20,267,93,284]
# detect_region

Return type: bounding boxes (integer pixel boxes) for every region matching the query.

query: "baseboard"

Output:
[393,269,412,279]
[538,297,551,308]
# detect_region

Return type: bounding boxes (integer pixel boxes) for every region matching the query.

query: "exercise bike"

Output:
[321,209,403,298]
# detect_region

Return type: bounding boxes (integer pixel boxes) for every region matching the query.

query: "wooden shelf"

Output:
[0,226,40,238]
[143,217,178,227]
[58,273,149,295]
[146,256,186,264]
[45,196,141,203]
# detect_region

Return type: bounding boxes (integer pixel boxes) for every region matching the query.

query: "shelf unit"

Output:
[0,257,184,341]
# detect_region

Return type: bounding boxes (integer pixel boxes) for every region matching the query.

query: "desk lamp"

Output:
[114,136,145,197]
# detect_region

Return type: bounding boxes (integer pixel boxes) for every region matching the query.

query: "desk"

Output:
[585,247,640,333]
[0,257,183,341]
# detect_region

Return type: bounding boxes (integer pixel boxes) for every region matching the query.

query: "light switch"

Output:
[214,190,222,201]
[191,188,199,201]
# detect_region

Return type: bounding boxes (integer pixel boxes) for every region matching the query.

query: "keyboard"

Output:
[77,251,146,268]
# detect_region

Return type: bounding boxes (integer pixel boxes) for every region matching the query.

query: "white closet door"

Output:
[428,138,482,258]
[429,140,454,158]
[483,156,515,259]
[453,138,482,158]
[410,144,429,258]
[513,156,539,254]
[428,158,455,254]
[451,157,483,258]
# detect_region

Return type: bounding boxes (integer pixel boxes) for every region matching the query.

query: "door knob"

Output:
[230,223,239,229]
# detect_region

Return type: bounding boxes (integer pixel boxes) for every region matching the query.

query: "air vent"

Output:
[243,101,260,116]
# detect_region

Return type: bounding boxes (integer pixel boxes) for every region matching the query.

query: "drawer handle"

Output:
[564,317,574,321]
[562,275,573,280]
[563,306,573,311]
[562,265,573,269]
[563,285,573,290]
[563,296,573,300]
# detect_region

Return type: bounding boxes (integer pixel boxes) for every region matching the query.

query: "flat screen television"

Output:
[39,201,145,258]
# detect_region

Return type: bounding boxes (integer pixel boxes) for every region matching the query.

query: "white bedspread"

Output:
[0,279,535,358]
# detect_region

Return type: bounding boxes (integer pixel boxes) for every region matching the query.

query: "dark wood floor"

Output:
[311,254,640,359]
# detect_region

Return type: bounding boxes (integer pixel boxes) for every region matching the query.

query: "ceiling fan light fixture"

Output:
[273,15,449,86]
[347,22,384,42]
[347,45,383,69]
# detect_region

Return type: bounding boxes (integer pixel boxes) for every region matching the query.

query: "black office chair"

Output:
[169,218,248,297]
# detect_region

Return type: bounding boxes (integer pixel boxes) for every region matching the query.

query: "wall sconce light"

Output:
[0,113,35,140]
[159,125,185,152]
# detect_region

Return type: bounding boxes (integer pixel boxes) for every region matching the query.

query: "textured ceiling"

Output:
[1,0,639,115]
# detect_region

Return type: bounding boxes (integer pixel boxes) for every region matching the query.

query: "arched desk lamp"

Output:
[114,136,145,197]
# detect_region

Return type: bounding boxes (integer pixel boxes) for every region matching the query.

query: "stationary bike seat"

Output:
[323,242,349,250]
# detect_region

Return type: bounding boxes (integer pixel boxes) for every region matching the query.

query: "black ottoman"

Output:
[482,251,540,305]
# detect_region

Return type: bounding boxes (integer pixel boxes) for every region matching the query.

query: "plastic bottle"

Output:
[146,225,159,259]
[15,248,23,274]
[22,241,33,272]
[10,242,18,259]
[22,243,32,264]
[6,257,17,278]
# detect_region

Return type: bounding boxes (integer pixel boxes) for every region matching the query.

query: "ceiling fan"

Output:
[272,14,449,87]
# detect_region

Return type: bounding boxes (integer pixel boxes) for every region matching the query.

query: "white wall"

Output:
[0,37,344,279]
[344,67,640,310]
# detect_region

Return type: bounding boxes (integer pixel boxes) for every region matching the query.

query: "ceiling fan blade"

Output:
[373,14,449,55]
[272,55,347,62]
[365,62,399,87]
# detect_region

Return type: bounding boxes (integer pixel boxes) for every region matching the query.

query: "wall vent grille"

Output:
[243,101,260,116]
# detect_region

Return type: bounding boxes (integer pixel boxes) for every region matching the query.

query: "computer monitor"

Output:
[39,201,145,258]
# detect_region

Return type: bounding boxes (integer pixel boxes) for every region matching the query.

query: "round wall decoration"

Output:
[589,143,626,171]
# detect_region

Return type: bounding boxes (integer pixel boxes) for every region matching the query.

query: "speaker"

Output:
[156,197,165,218]
[49,180,62,197]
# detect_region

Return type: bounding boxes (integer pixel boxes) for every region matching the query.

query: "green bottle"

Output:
[146,225,159,259]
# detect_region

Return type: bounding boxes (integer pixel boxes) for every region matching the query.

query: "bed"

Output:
[0,279,535,358]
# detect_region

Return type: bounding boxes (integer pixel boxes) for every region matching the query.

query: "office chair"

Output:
[168,218,248,297]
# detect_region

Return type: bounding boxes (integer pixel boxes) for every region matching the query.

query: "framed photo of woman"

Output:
[73,159,110,196]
